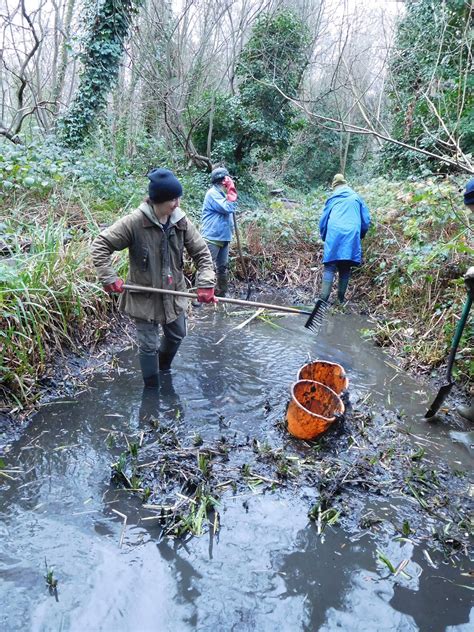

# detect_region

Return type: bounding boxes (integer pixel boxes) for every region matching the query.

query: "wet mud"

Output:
[0,301,472,631]
[0,312,131,448]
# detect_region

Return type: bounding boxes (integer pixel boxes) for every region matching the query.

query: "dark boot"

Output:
[216,273,229,297]
[159,372,183,420]
[320,279,333,302]
[139,387,160,425]
[337,276,350,303]
[457,403,474,423]
[139,352,159,388]
[158,339,181,372]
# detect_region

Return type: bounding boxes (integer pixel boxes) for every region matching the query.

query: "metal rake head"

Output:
[304,298,329,333]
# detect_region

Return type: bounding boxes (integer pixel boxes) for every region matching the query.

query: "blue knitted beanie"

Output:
[148,168,183,203]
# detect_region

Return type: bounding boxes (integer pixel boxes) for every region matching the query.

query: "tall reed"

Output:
[0,213,121,410]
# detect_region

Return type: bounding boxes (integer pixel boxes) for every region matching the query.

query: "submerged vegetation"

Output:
[107,393,471,557]
[44,558,59,600]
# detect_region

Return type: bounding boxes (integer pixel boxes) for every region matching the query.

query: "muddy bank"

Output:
[0,312,132,450]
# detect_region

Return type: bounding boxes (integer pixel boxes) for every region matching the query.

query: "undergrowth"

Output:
[235,176,473,385]
[0,204,127,411]
[357,177,473,383]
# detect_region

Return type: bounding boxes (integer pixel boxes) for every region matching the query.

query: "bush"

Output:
[0,139,143,216]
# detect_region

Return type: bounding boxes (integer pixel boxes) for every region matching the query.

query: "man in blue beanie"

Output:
[92,168,216,386]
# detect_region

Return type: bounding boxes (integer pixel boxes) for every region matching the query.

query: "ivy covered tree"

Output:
[58,0,140,147]
[191,9,311,171]
[281,119,363,190]
[383,0,474,174]
[235,9,311,161]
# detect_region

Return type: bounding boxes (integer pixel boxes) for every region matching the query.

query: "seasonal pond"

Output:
[0,303,472,631]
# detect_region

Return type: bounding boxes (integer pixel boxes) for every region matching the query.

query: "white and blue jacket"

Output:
[201,185,236,242]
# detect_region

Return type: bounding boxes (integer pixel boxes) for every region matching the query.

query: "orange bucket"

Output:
[287,380,345,440]
[297,360,348,395]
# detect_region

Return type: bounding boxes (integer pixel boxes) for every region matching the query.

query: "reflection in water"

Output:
[276,522,472,632]
[138,386,161,425]
[158,539,202,627]
[0,307,472,631]
[390,546,473,632]
[138,373,183,426]
[273,524,418,631]
[449,430,474,456]
[193,314,228,407]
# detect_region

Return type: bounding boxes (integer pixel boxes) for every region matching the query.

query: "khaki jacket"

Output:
[92,202,215,324]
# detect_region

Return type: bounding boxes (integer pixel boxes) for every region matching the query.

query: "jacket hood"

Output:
[330,185,354,199]
[139,202,186,227]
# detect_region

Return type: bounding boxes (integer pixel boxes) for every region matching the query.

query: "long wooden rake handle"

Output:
[232,214,248,279]
[123,284,312,316]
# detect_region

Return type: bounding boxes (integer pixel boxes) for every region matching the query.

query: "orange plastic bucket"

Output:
[287,380,345,440]
[297,360,348,395]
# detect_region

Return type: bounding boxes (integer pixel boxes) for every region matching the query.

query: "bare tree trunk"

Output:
[341,130,351,173]
[206,93,215,161]
[52,0,75,112]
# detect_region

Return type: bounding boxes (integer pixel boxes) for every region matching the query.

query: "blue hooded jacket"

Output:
[319,185,371,265]
[201,185,236,242]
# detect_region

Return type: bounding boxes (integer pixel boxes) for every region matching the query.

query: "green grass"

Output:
[0,207,119,409]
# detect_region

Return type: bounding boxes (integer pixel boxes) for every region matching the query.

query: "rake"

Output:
[304,298,330,332]
[123,285,329,333]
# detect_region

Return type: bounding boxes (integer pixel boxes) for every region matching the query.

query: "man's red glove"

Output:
[222,176,238,202]
[197,287,218,304]
[103,278,124,294]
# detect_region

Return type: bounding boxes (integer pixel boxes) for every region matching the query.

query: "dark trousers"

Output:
[134,313,187,355]
[321,261,353,302]
[134,313,187,376]
[207,241,230,275]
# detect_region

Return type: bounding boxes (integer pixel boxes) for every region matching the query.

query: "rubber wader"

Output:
[139,352,159,388]
[337,275,350,303]
[320,279,332,302]
[158,338,181,372]
[216,273,229,297]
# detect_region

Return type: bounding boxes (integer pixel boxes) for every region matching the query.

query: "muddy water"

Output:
[1,306,472,631]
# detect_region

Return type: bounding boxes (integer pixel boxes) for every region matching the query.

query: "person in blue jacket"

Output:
[201,167,238,296]
[318,173,371,303]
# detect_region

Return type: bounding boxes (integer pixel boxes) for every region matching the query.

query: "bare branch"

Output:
[270,81,474,174]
